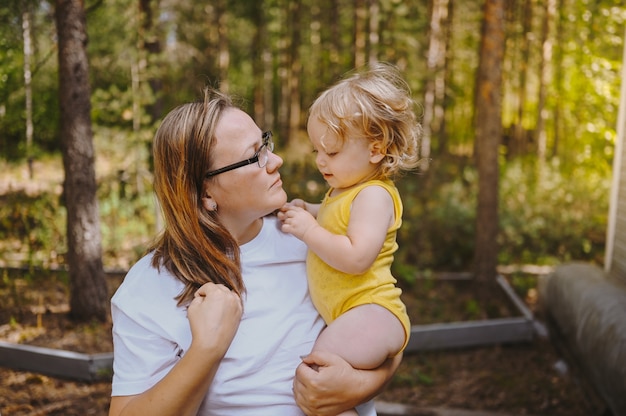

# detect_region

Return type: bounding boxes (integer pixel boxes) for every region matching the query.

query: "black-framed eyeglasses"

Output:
[205,131,274,177]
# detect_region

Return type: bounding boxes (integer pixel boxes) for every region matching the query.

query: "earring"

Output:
[212,203,218,212]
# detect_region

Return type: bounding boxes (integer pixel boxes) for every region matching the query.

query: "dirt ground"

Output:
[0,269,610,416]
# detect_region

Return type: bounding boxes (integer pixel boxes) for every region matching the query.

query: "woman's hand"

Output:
[294,350,402,416]
[293,351,366,416]
[187,282,242,354]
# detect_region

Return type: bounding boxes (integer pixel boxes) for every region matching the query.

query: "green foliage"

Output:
[280,159,327,203]
[92,125,157,268]
[0,151,612,282]
[507,272,538,300]
[0,1,60,159]
[98,171,157,268]
[86,0,136,90]
[91,85,134,127]
[499,158,608,265]
[0,0,620,284]
[392,155,608,282]
[0,190,65,267]
[396,162,478,275]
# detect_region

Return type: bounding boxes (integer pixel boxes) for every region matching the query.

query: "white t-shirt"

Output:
[111,216,376,415]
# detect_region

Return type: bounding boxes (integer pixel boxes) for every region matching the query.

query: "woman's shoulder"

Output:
[111,252,191,349]
[111,252,184,309]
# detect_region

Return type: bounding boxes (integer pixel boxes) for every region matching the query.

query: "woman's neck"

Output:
[227,217,263,245]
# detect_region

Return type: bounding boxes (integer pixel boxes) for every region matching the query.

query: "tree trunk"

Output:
[552,0,565,158]
[535,0,555,164]
[22,7,34,179]
[138,0,164,122]
[253,1,272,128]
[288,0,302,141]
[216,0,229,93]
[368,0,380,64]
[422,0,450,166]
[511,0,532,158]
[437,0,454,157]
[473,0,505,284]
[354,0,367,68]
[330,0,341,77]
[54,0,108,322]
[277,0,290,144]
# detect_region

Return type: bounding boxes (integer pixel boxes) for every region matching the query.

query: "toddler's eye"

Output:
[327,152,338,157]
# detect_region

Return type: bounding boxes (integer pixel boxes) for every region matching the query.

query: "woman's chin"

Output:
[268,190,288,214]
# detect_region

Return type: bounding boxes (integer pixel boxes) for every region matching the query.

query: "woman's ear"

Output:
[202,195,218,212]
[369,142,385,164]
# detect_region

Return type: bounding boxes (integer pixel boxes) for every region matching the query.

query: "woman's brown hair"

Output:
[149,88,245,305]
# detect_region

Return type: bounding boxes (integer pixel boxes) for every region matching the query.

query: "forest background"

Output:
[0,0,624,302]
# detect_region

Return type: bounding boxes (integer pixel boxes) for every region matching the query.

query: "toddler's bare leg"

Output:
[313,303,405,370]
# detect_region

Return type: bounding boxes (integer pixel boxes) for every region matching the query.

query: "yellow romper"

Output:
[307,179,411,353]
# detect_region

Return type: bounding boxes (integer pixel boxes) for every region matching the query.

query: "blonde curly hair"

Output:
[308,62,422,179]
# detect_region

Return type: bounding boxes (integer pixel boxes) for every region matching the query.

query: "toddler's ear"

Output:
[369,142,385,163]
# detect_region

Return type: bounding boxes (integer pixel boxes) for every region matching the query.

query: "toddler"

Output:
[279,62,421,416]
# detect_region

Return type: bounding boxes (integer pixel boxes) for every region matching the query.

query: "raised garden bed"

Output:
[0,271,544,381]
[405,275,545,352]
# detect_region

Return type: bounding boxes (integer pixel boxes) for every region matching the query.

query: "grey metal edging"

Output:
[406,317,533,352]
[0,340,113,381]
[405,275,536,352]
[0,275,538,378]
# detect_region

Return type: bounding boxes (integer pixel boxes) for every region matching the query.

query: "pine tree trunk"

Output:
[54,0,108,322]
[354,0,367,68]
[139,0,164,122]
[536,0,556,164]
[473,0,505,285]
[512,0,532,158]
[216,0,229,93]
[368,0,380,64]
[22,8,34,179]
[288,0,302,141]
[422,0,450,165]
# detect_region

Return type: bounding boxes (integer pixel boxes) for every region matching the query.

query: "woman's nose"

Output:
[267,151,283,171]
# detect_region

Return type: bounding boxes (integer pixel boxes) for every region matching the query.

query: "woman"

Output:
[108,89,400,416]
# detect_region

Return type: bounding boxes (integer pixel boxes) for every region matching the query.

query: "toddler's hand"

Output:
[279,205,318,241]
[288,198,307,210]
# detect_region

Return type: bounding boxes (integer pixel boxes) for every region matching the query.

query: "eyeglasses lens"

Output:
[258,131,274,168]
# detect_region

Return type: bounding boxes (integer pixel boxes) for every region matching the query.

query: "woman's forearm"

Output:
[109,344,223,416]
[110,282,242,416]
